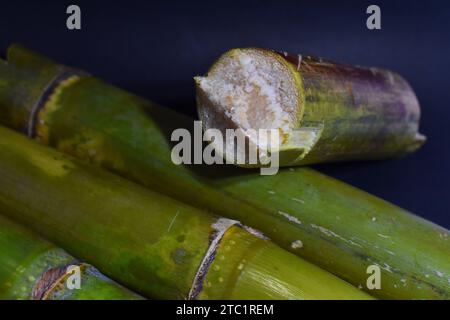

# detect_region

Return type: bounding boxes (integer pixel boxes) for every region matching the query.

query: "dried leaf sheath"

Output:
[0,45,447,299]
[0,126,370,300]
[0,215,141,300]
[195,48,425,166]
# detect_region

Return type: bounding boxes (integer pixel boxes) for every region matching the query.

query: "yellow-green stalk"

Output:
[0,214,141,300]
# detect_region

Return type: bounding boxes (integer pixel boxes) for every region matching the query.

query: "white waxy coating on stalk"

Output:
[310,224,363,248]
[291,198,305,204]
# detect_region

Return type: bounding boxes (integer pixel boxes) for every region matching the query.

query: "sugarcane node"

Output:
[31,262,87,300]
[188,218,238,300]
[0,212,143,300]
[0,45,89,136]
[196,47,425,167]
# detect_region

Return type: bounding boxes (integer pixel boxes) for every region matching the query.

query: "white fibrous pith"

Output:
[197,49,298,150]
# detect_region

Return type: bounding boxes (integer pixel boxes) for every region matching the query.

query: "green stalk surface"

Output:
[195,48,425,166]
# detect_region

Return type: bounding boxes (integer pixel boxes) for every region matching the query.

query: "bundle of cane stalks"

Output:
[0,45,448,300]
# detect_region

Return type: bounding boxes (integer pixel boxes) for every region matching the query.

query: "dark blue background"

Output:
[1,0,449,227]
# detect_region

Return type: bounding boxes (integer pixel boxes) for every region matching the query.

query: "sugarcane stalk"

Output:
[0,214,141,300]
[0,126,370,300]
[0,45,448,299]
[195,48,425,166]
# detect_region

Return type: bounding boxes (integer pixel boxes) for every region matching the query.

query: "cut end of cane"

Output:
[195,48,317,167]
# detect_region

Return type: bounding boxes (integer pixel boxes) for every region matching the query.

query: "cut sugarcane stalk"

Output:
[0,45,448,299]
[0,126,371,300]
[195,48,425,166]
[0,214,141,300]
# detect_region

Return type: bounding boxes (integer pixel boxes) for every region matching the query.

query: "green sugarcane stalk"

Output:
[0,214,141,300]
[0,45,448,299]
[0,126,371,300]
[195,48,425,167]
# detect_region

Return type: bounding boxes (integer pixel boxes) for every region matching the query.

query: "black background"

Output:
[1,0,449,228]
